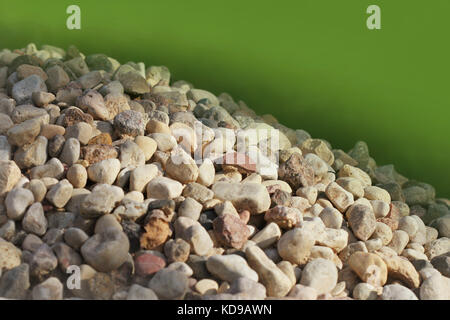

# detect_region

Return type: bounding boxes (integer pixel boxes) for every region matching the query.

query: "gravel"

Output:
[0,43,448,301]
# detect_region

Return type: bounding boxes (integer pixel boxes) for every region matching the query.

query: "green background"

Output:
[0,0,448,196]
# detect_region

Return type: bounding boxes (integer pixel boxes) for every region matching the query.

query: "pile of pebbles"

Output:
[0,43,448,300]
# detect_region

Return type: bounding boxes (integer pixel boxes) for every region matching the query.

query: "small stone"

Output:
[12,75,47,104]
[129,164,159,192]
[134,136,157,161]
[197,158,215,187]
[371,222,393,246]
[300,139,334,165]
[6,187,34,220]
[127,284,158,300]
[164,238,191,263]
[364,186,391,203]
[45,179,73,208]
[278,153,315,190]
[371,200,390,218]
[338,164,372,187]
[182,221,214,256]
[47,134,65,158]
[32,277,63,300]
[288,284,318,300]
[178,197,203,221]
[213,214,250,249]
[0,264,30,299]
[251,222,282,249]
[65,122,93,145]
[265,205,301,229]
[59,137,80,166]
[381,284,418,300]
[88,132,112,145]
[119,140,145,168]
[347,204,377,241]
[146,176,183,199]
[195,279,219,295]
[245,245,292,297]
[77,89,109,120]
[79,185,122,218]
[379,254,421,289]
[206,254,258,283]
[46,65,70,92]
[319,207,343,229]
[325,182,354,213]
[114,110,145,138]
[7,118,41,147]
[119,71,150,95]
[81,144,118,164]
[29,243,58,277]
[134,252,166,276]
[300,258,338,295]
[81,229,130,272]
[64,227,89,250]
[66,164,87,188]
[420,274,450,300]
[87,272,115,300]
[32,91,55,107]
[277,228,315,265]
[387,230,409,254]
[87,158,120,185]
[165,147,199,184]
[431,254,450,277]
[148,269,188,300]
[22,202,47,236]
[348,252,388,287]
[0,241,22,271]
[352,282,378,300]
[425,238,450,260]
[149,133,177,152]
[140,217,171,249]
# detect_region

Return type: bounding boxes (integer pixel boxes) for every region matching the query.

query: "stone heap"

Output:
[0,43,448,300]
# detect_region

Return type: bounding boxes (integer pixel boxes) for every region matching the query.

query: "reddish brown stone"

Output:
[81,144,118,164]
[140,218,171,250]
[62,107,94,127]
[134,253,166,276]
[278,153,315,190]
[213,213,250,249]
[88,133,112,145]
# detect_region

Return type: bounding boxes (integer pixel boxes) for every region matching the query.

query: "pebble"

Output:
[80,184,124,218]
[114,110,145,138]
[348,252,388,287]
[213,213,250,249]
[140,217,171,249]
[288,284,318,300]
[81,229,130,272]
[134,136,157,161]
[127,284,158,300]
[66,164,87,188]
[265,205,302,229]
[87,158,120,184]
[347,204,377,241]
[45,179,73,208]
[325,182,354,213]
[12,75,47,104]
[278,153,315,190]
[0,240,22,271]
[134,252,166,276]
[59,137,80,166]
[129,164,159,192]
[380,284,418,300]
[299,258,338,295]
[178,197,203,220]
[7,118,41,147]
[245,245,292,297]
[420,274,450,300]
[64,227,89,250]
[149,133,177,152]
[164,238,191,263]
[251,222,282,249]
[146,176,183,199]
[319,207,343,229]
[0,264,30,299]
[165,147,199,184]
[32,277,63,300]
[119,140,145,168]
[206,254,258,283]
[352,282,378,300]
[277,228,315,265]
[22,202,47,236]
[5,187,34,220]
[148,269,188,300]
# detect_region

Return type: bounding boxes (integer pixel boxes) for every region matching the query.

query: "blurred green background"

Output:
[0,0,448,196]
